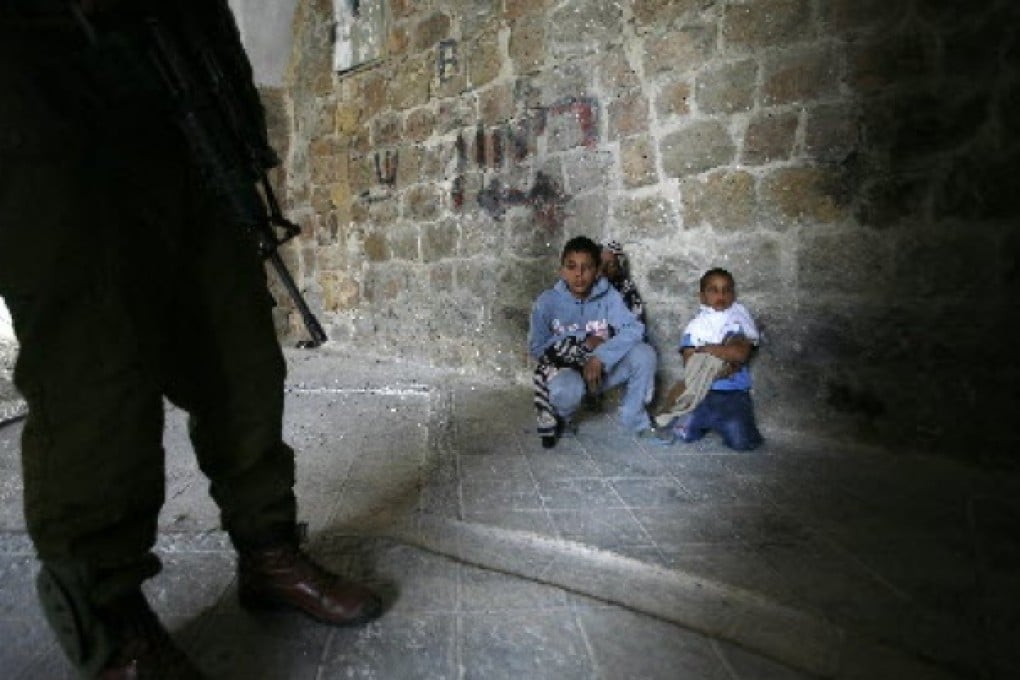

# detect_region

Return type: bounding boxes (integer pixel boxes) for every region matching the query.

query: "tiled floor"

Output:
[1,349,1018,679]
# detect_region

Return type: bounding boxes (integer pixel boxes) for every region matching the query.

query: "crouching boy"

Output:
[529,236,656,448]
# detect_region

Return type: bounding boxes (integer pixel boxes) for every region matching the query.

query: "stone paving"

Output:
[1,347,1018,679]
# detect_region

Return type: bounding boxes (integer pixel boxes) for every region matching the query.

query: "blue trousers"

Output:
[547,342,655,432]
[682,390,763,451]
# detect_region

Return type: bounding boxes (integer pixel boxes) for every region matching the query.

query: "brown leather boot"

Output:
[95,592,206,679]
[237,545,382,627]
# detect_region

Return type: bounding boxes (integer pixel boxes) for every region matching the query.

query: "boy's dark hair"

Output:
[561,236,601,265]
[699,267,735,291]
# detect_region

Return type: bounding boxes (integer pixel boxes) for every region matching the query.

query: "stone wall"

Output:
[276,0,1019,458]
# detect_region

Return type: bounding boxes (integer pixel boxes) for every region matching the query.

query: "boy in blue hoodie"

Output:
[529,236,656,448]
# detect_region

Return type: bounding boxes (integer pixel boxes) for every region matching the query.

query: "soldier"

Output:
[0,1,381,677]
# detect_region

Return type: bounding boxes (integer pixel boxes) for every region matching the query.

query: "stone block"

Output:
[821,0,911,35]
[348,124,372,155]
[892,230,992,298]
[389,57,432,111]
[505,209,564,259]
[387,24,410,57]
[318,270,361,312]
[503,0,553,20]
[455,259,501,300]
[458,211,505,257]
[509,15,546,75]
[310,153,339,185]
[804,105,860,164]
[310,186,336,214]
[419,144,446,183]
[456,0,502,38]
[620,136,658,189]
[884,90,989,162]
[656,79,692,119]
[564,149,613,194]
[847,34,937,95]
[561,192,607,241]
[545,101,598,153]
[695,59,757,114]
[373,112,403,146]
[713,236,785,296]
[467,26,503,88]
[645,254,706,296]
[479,82,515,124]
[369,195,400,224]
[633,0,707,29]
[681,170,757,231]
[390,0,415,19]
[934,152,1016,222]
[315,243,347,271]
[742,111,798,165]
[414,13,452,52]
[498,257,558,313]
[348,154,375,195]
[363,263,414,303]
[360,70,389,119]
[759,166,850,228]
[534,61,595,109]
[422,220,459,263]
[549,0,623,58]
[796,229,892,296]
[598,47,641,92]
[611,195,677,240]
[762,47,841,106]
[722,0,812,51]
[388,222,421,261]
[405,107,437,143]
[660,120,735,177]
[404,184,443,221]
[643,25,715,75]
[853,175,930,229]
[363,230,390,262]
[395,146,422,188]
[608,90,650,140]
[429,261,455,293]
[336,103,362,135]
[437,97,478,135]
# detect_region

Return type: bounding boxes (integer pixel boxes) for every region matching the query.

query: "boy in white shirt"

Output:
[663,268,763,450]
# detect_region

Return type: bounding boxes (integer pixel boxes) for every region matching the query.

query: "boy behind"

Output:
[529,236,656,448]
[665,268,763,450]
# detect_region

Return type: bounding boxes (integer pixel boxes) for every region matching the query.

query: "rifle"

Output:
[108,10,328,347]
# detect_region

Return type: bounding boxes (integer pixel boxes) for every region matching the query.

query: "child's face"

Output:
[561,250,599,299]
[600,249,622,282]
[700,274,736,311]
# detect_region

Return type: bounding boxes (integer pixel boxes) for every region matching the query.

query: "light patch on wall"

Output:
[333,0,388,72]
[0,298,12,342]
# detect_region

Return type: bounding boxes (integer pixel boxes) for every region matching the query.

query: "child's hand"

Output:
[584,335,605,351]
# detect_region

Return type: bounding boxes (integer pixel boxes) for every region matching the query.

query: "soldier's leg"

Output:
[1,44,184,676]
[161,194,297,551]
[161,190,380,627]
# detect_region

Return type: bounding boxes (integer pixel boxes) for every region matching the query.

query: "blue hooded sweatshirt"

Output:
[528,277,645,371]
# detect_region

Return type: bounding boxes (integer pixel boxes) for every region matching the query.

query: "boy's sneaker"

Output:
[538,413,576,449]
[537,411,558,448]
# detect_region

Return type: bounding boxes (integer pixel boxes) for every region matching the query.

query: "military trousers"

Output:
[0,24,298,617]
